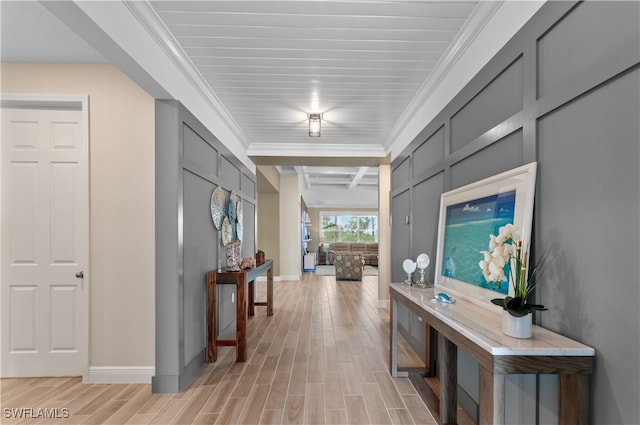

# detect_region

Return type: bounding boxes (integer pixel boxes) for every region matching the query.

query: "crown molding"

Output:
[383,0,503,149]
[124,1,250,148]
[247,142,388,159]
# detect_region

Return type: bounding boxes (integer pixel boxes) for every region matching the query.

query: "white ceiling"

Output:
[0,1,543,207]
[148,1,479,150]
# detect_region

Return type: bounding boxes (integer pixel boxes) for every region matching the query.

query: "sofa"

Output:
[327,242,378,266]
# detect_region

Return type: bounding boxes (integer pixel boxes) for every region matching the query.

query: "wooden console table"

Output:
[390,283,594,425]
[207,259,273,362]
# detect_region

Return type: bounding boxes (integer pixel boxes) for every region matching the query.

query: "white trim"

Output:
[388,1,545,161]
[87,366,155,384]
[124,1,249,149]
[51,1,254,172]
[378,300,389,309]
[1,93,85,109]
[384,1,502,150]
[247,142,387,159]
[279,275,301,281]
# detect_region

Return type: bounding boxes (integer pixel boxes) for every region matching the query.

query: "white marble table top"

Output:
[390,282,595,357]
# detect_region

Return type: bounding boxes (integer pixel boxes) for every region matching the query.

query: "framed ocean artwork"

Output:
[434,163,537,310]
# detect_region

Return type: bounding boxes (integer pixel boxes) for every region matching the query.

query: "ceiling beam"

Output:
[295,166,311,191]
[348,167,369,190]
[250,154,390,167]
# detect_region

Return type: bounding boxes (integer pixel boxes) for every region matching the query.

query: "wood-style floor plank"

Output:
[215,397,247,425]
[149,398,188,424]
[237,384,270,425]
[258,409,283,425]
[283,394,305,425]
[325,409,348,425]
[344,394,370,424]
[303,383,324,425]
[0,274,433,424]
[361,382,392,425]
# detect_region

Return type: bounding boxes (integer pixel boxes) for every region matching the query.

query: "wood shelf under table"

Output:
[389,283,595,425]
[207,260,273,362]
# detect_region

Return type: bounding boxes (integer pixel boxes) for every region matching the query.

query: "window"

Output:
[321,213,377,243]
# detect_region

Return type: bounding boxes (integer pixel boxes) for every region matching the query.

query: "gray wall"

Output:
[153,100,256,393]
[391,1,639,423]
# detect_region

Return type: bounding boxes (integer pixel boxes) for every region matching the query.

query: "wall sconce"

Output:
[308,113,322,137]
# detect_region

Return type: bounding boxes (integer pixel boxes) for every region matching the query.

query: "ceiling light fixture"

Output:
[308,113,322,137]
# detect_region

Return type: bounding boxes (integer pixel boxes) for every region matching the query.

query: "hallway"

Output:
[1,274,433,424]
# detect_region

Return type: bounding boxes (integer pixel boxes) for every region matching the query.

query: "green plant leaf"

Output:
[507,308,530,317]
[505,296,525,310]
[491,298,506,308]
[490,297,546,315]
[526,303,548,311]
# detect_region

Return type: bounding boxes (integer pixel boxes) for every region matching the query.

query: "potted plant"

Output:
[256,249,265,266]
[479,224,552,338]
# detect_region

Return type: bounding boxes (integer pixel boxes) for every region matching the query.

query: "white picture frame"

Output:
[434,162,537,311]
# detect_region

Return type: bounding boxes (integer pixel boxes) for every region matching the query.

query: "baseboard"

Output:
[87,366,155,384]
[280,275,301,281]
[378,299,389,308]
[151,348,206,393]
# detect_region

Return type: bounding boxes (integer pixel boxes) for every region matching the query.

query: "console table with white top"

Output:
[389,282,595,425]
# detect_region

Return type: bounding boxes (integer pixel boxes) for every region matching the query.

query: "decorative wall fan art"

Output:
[236,201,243,242]
[229,191,240,242]
[229,191,238,241]
[222,216,233,246]
[210,187,227,231]
[210,186,243,246]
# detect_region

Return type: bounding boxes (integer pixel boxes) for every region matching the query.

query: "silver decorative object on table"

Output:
[226,241,241,271]
[415,253,431,288]
[402,259,416,286]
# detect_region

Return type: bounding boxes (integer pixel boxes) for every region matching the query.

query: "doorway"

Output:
[1,95,89,378]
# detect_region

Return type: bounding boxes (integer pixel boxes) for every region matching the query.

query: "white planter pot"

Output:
[502,310,532,339]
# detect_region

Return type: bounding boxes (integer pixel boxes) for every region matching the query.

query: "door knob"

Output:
[75,271,84,279]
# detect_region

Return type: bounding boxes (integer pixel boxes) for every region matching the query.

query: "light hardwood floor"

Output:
[1,273,435,424]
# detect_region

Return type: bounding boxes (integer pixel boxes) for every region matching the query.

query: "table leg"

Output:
[248,279,255,316]
[559,374,589,425]
[424,324,435,377]
[390,297,400,377]
[236,273,247,362]
[267,266,273,316]
[479,365,505,425]
[206,272,217,362]
[439,334,458,424]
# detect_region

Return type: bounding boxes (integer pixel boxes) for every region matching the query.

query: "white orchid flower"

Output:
[489,234,500,250]
[481,251,492,262]
[488,261,506,281]
[504,223,521,241]
[479,261,490,281]
[503,243,516,257]
[491,246,508,262]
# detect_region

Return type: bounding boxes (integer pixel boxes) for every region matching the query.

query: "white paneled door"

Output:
[1,100,89,377]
